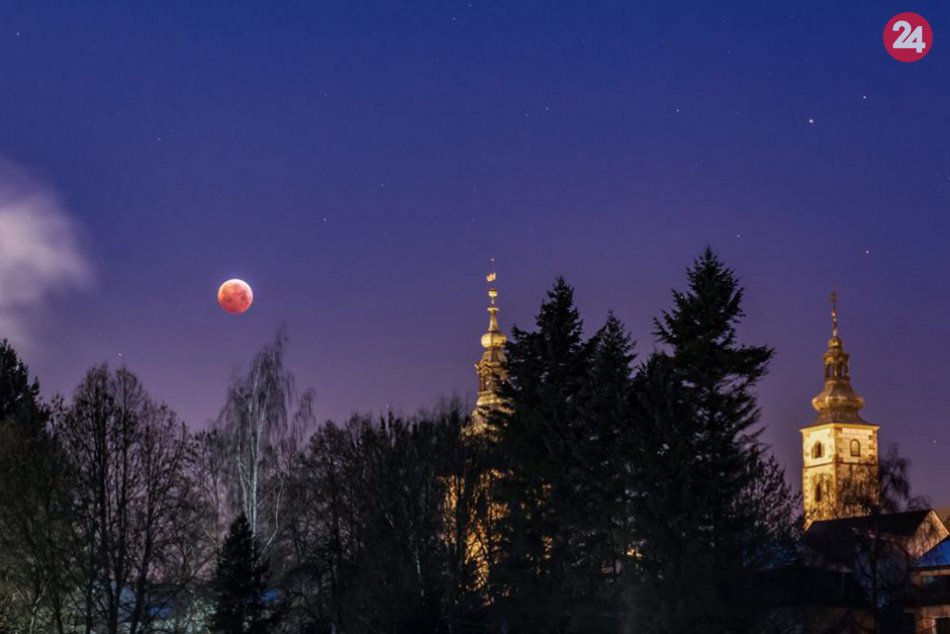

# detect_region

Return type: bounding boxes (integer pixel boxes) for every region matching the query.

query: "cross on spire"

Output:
[830,290,839,338]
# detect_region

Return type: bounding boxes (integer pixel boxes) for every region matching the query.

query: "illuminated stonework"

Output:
[801,293,880,526]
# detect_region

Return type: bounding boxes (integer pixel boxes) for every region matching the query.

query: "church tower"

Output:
[470,271,507,435]
[801,293,880,526]
[445,270,508,593]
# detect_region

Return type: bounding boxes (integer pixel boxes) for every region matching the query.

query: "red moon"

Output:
[217,279,253,314]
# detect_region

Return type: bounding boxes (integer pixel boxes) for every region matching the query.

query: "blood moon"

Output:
[217,279,253,315]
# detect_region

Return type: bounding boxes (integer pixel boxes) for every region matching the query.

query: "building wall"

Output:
[802,422,879,524]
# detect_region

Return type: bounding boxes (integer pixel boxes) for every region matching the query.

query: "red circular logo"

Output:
[884,12,933,62]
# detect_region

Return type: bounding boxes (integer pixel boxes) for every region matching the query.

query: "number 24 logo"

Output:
[884,12,932,62]
[892,20,926,53]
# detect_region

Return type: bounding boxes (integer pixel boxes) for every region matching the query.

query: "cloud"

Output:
[0,159,92,346]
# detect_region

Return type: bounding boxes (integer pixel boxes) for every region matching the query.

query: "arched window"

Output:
[812,441,824,459]
[815,482,823,503]
[850,439,861,457]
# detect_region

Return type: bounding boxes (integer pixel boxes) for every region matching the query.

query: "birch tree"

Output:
[218,329,313,543]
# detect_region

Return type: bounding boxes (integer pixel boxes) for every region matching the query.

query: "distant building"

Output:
[801,293,880,526]
[910,529,950,632]
[442,271,510,595]
[792,295,950,633]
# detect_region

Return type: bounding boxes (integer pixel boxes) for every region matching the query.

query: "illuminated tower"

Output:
[470,270,508,435]
[801,293,880,526]
[443,269,509,594]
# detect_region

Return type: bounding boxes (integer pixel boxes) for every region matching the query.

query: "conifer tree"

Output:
[0,340,72,632]
[490,277,590,630]
[571,313,636,629]
[0,339,47,433]
[211,514,274,634]
[625,248,794,632]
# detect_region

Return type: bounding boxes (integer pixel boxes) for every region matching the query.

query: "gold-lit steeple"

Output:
[447,267,509,591]
[810,291,866,424]
[801,292,879,526]
[475,267,507,413]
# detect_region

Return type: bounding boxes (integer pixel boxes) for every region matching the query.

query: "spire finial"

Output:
[486,258,497,306]
[830,290,839,338]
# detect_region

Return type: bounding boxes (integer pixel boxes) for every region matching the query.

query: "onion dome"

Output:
[811,292,867,424]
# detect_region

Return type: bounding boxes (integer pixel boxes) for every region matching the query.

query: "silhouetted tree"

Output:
[569,313,637,629]
[625,248,794,633]
[0,339,46,434]
[488,278,590,631]
[489,280,637,632]
[211,514,275,634]
[0,340,73,634]
[835,445,935,633]
[279,409,463,633]
[53,366,198,634]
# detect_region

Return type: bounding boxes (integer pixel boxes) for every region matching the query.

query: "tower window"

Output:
[850,439,860,457]
[814,482,823,503]
[812,441,824,459]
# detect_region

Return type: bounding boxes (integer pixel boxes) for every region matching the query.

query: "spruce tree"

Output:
[489,280,637,631]
[0,340,72,632]
[571,313,636,629]
[625,355,709,633]
[211,514,274,634]
[490,278,590,630]
[626,248,793,632]
[0,339,47,432]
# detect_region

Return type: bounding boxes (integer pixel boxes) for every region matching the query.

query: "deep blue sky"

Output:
[2,1,950,501]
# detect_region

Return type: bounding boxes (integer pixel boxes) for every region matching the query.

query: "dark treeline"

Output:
[0,249,866,634]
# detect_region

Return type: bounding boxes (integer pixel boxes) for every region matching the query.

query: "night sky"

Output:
[2,1,949,501]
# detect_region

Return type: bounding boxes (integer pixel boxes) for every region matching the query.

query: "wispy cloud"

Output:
[0,158,92,346]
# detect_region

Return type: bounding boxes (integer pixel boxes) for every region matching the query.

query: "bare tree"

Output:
[0,419,75,634]
[822,444,936,633]
[192,428,231,549]
[217,329,314,543]
[52,365,198,634]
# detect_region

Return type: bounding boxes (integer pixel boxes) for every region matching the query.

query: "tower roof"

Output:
[810,292,868,425]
